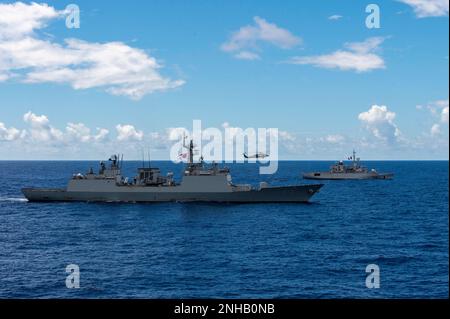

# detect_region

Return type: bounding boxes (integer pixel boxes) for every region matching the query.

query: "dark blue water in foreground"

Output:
[0,161,448,298]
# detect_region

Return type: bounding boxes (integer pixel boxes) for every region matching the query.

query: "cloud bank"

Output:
[1,105,448,160]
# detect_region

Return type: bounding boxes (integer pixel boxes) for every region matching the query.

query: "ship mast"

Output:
[182,133,194,165]
[189,139,194,165]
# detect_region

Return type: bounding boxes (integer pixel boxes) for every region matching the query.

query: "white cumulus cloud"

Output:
[116,124,144,141]
[431,123,441,136]
[23,111,63,142]
[288,37,386,73]
[358,105,401,142]
[442,106,449,124]
[0,2,184,100]
[422,99,449,137]
[0,122,21,141]
[399,0,449,18]
[0,2,59,39]
[65,123,109,142]
[221,16,301,60]
[21,111,110,144]
[94,128,110,142]
[66,122,92,142]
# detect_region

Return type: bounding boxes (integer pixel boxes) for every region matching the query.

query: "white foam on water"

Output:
[0,197,28,202]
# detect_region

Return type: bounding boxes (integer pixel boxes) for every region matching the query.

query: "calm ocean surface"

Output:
[0,160,448,298]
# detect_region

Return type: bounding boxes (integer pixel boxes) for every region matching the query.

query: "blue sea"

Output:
[0,160,448,298]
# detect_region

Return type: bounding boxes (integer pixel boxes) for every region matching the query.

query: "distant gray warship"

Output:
[303,151,393,180]
[22,139,323,203]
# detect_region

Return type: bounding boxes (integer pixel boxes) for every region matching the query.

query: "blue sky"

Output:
[0,0,448,159]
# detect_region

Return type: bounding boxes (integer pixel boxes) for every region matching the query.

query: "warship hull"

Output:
[303,172,393,180]
[22,184,323,203]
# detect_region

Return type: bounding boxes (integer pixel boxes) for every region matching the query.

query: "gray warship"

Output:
[22,140,323,203]
[302,150,393,180]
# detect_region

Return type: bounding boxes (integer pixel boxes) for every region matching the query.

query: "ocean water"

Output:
[0,160,448,299]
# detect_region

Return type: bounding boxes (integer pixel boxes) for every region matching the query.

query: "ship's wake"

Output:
[0,197,28,203]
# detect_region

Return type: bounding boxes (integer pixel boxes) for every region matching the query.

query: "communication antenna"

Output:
[147,146,151,169]
[182,132,188,149]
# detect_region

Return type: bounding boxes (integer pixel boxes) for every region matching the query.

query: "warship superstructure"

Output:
[22,139,323,203]
[302,151,393,180]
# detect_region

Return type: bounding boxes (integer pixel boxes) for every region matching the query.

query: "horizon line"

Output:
[0,159,448,162]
